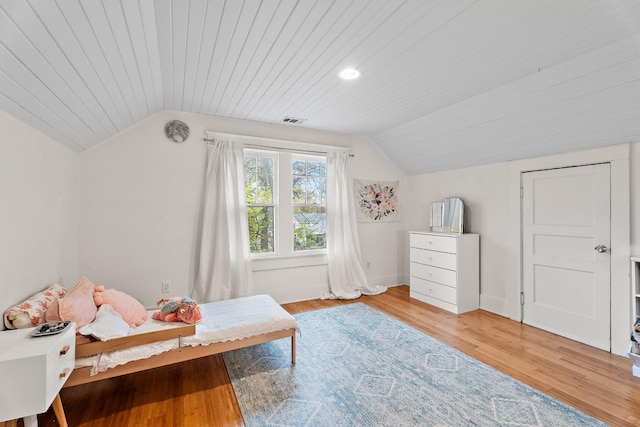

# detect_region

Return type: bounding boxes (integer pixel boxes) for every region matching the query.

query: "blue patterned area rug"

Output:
[223,303,607,426]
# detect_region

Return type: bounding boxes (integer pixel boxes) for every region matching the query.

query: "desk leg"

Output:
[22,415,37,427]
[4,420,18,427]
[51,394,68,427]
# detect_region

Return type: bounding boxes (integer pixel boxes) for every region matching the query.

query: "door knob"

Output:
[594,245,608,253]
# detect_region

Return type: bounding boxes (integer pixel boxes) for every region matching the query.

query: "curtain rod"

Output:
[201,137,354,157]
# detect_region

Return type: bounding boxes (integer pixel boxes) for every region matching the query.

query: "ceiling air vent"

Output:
[281,116,307,125]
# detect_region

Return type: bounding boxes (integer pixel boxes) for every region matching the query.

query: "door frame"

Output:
[507,143,630,355]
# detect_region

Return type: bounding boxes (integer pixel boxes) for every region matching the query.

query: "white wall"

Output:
[403,162,511,313]
[0,110,78,318]
[405,142,637,355]
[3,103,639,354]
[78,111,404,307]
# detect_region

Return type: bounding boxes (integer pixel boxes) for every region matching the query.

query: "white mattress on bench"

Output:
[77,294,298,375]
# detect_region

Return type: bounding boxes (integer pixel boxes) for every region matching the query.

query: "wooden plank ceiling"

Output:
[0,0,639,174]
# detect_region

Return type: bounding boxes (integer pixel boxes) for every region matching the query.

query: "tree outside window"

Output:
[292,159,326,251]
[245,153,275,253]
[244,150,326,256]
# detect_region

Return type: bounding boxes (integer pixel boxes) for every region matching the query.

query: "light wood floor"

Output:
[36,285,640,426]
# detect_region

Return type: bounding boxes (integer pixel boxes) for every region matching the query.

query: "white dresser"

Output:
[409,231,479,314]
[0,323,75,424]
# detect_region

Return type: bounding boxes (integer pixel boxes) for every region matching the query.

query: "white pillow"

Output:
[79,304,131,341]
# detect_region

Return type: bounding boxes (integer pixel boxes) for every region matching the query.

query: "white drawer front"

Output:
[410,248,457,270]
[410,262,457,287]
[46,328,75,373]
[410,233,457,254]
[46,357,75,405]
[45,327,76,403]
[410,277,457,305]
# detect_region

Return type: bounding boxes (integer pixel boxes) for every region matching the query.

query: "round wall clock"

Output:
[164,120,190,143]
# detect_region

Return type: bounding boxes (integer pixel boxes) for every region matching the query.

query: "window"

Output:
[245,149,326,257]
[244,152,276,254]
[292,158,326,251]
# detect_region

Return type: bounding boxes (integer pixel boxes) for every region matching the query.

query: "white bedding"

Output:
[77,294,298,375]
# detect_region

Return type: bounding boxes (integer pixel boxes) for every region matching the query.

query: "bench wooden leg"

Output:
[291,333,296,364]
[52,394,68,427]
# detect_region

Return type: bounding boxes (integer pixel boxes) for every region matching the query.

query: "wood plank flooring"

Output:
[36,285,640,426]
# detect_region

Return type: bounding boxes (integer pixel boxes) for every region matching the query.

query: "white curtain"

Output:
[194,139,253,302]
[324,151,387,299]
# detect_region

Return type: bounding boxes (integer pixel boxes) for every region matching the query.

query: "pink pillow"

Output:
[93,286,148,327]
[46,277,97,330]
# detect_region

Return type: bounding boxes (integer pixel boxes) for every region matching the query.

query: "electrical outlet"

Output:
[162,280,171,293]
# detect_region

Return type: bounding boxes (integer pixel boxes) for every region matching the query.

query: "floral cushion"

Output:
[3,284,67,329]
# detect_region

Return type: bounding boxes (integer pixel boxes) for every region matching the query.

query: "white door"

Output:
[522,163,610,350]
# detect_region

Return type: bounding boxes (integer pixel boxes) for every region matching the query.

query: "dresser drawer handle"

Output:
[59,367,70,379]
[59,345,70,355]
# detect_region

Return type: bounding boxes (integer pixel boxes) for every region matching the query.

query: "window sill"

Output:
[251,252,327,272]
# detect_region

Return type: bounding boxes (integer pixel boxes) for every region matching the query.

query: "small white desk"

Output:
[0,324,75,426]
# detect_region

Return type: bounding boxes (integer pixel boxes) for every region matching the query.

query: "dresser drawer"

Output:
[45,327,75,373]
[46,357,75,402]
[45,326,76,404]
[410,277,457,305]
[410,262,457,287]
[410,233,457,254]
[410,248,457,270]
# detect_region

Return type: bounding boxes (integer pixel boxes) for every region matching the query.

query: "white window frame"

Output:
[244,149,278,257]
[205,130,343,272]
[290,152,327,254]
[244,149,327,263]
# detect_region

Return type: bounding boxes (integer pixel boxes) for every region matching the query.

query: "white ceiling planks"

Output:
[297,0,446,128]
[272,1,407,123]
[205,0,263,116]
[180,0,208,113]
[372,37,640,174]
[121,0,163,116]
[101,1,152,118]
[8,1,115,142]
[237,0,348,121]
[0,0,639,175]
[0,45,87,152]
[253,0,390,121]
[1,0,165,149]
[193,0,245,115]
[167,0,190,112]
[56,0,132,132]
[211,0,278,117]
[26,2,119,140]
[58,1,135,128]
[0,1,103,149]
[303,0,479,134]
[235,0,336,121]
[223,1,300,119]
[377,37,640,151]
[187,0,224,113]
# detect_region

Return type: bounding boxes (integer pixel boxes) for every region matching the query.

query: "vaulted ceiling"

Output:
[1,0,639,175]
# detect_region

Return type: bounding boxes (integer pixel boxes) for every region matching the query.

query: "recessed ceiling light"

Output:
[339,68,360,80]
